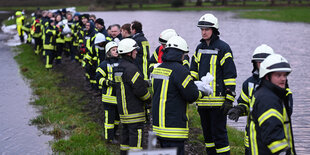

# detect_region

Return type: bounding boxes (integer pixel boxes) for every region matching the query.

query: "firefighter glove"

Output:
[228,105,244,122]
[221,100,233,115]
[107,80,116,87]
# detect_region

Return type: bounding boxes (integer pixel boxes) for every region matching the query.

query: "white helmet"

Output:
[252,44,274,62]
[259,54,291,78]
[118,38,139,54]
[197,13,219,29]
[166,36,189,53]
[105,41,118,53]
[94,33,106,45]
[159,29,178,44]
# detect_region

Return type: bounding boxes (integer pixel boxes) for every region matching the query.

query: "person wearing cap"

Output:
[228,44,275,154]
[15,11,25,43]
[149,29,190,72]
[248,54,296,155]
[96,41,120,144]
[130,20,150,81]
[190,13,237,154]
[113,38,152,155]
[95,18,110,41]
[151,36,212,155]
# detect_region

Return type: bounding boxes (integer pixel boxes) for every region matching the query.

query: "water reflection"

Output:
[0,33,52,154]
[88,11,310,154]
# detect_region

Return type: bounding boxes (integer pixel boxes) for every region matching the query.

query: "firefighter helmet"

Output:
[105,41,118,53]
[197,13,218,29]
[118,38,139,54]
[166,36,189,53]
[259,54,291,78]
[252,44,275,62]
[158,29,178,44]
[94,33,106,45]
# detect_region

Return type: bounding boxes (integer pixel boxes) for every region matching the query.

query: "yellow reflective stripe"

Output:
[120,82,128,115]
[99,78,105,86]
[220,52,232,66]
[283,107,294,154]
[152,67,172,76]
[250,121,258,155]
[140,91,151,101]
[258,109,284,126]
[107,64,113,81]
[120,112,145,119]
[197,53,202,75]
[182,75,193,88]
[286,88,292,96]
[196,96,225,106]
[120,144,130,151]
[240,89,250,103]
[45,55,52,69]
[244,132,249,147]
[114,120,120,125]
[239,103,249,113]
[190,71,199,80]
[102,94,117,104]
[153,126,188,138]
[85,54,92,61]
[159,79,169,128]
[205,142,215,148]
[183,59,189,66]
[43,44,54,50]
[137,129,142,149]
[210,55,217,96]
[120,117,145,124]
[268,139,288,154]
[216,146,230,153]
[226,94,235,102]
[131,72,140,84]
[141,41,150,80]
[153,51,158,62]
[224,78,236,86]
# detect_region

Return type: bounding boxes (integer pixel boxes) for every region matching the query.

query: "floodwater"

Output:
[0,17,52,154]
[87,11,310,154]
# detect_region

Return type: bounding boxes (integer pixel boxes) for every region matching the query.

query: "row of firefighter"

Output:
[15,9,295,155]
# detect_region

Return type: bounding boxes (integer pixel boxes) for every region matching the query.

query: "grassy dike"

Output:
[13,44,117,154]
[13,43,244,154]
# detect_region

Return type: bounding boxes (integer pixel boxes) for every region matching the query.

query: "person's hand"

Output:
[228,106,243,122]
[221,100,233,115]
[107,80,116,87]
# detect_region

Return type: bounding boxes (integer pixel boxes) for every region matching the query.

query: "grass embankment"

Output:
[13,44,117,154]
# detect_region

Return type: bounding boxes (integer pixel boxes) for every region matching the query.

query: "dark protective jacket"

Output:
[43,24,57,50]
[249,79,295,155]
[96,57,119,104]
[31,19,43,38]
[114,56,152,124]
[151,48,203,141]
[149,45,190,70]
[132,32,150,80]
[238,71,294,149]
[190,35,237,107]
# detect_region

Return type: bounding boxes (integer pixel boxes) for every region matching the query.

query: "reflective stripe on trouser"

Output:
[198,108,230,155]
[56,43,64,61]
[34,38,42,55]
[104,104,120,141]
[120,122,143,153]
[45,50,55,69]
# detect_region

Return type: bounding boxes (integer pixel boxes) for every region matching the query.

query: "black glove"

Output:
[221,100,233,115]
[228,105,244,122]
[107,80,116,87]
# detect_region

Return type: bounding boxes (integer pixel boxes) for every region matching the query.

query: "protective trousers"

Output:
[64,41,72,58]
[104,104,120,141]
[85,63,97,90]
[120,122,144,155]
[197,108,230,155]
[56,43,64,64]
[158,139,185,155]
[45,50,55,69]
[34,38,42,55]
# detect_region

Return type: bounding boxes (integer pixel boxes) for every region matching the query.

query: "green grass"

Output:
[188,104,245,154]
[13,44,113,154]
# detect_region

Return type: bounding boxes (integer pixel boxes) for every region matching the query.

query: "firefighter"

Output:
[64,12,74,59]
[15,11,25,43]
[31,13,44,55]
[190,13,237,155]
[43,18,57,69]
[55,14,65,64]
[95,18,110,41]
[149,29,190,71]
[151,36,212,155]
[249,54,296,155]
[130,20,150,80]
[96,41,120,143]
[227,44,275,154]
[113,38,152,155]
